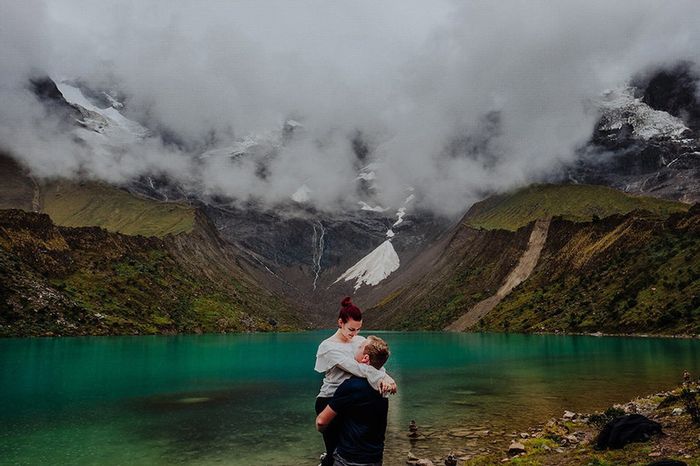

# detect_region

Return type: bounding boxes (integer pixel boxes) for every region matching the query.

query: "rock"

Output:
[672,407,684,416]
[415,460,434,466]
[563,410,576,420]
[508,441,526,456]
[555,448,565,453]
[519,432,530,439]
[407,452,419,461]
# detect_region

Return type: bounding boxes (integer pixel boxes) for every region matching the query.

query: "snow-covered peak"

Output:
[597,86,689,139]
[334,239,400,290]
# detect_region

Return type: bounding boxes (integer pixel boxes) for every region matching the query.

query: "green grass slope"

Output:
[41,182,194,237]
[465,184,688,231]
[0,155,194,238]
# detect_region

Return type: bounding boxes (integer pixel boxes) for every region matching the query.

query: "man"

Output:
[316,335,391,466]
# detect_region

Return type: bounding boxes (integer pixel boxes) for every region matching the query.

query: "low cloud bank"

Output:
[1,1,699,215]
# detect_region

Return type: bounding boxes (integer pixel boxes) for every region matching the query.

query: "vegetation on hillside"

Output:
[481,208,700,335]
[465,184,688,231]
[0,209,304,337]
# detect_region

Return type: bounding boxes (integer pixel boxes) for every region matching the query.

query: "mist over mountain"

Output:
[2,1,700,216]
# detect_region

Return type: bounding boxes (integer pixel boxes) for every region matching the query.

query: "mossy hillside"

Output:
[40,181,194,237]
[480,210,700,334]
[0,209,302,337]
[465,184,688,231]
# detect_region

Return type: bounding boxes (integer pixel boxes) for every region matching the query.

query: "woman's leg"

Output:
[315,397,340,466]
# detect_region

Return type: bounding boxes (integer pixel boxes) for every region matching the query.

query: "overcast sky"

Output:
[1,0,699,215]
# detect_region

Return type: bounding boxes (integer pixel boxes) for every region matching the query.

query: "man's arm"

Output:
[315,405,337,432]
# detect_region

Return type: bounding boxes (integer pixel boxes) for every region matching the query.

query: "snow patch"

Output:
[199,133,276,160]
[357,171,376,181]
[386,229,395,238]
[334,240,400,290]
[393,207,407,227]
[292,184,311,203]
[55,81,148,142]
[359,201,387,212]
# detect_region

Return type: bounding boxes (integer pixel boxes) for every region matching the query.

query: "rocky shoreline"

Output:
[401,378,700,466]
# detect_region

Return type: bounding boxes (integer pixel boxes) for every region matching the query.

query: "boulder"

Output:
[508,441,526,456]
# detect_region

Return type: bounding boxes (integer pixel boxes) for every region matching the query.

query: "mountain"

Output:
[364,184,697,334]
[3,65,699,336]
[21,77,454,323]
[568,63,700,204]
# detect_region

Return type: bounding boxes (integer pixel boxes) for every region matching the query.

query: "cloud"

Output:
[1,0,699,215]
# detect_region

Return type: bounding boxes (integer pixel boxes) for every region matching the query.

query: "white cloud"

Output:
[1,0,699,215]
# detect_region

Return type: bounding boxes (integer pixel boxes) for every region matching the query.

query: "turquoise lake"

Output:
[2,332,700,465]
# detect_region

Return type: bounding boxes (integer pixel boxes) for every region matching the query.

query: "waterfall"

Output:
[311,220,325,290]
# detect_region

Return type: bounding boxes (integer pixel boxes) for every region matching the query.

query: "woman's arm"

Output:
[334,353,397,394]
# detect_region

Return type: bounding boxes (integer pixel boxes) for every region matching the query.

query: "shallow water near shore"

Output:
[2,331,700,465]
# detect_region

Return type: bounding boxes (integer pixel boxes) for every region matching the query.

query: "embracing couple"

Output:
[314,297,397,466]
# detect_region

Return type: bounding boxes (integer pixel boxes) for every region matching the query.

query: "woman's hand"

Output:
[379,375,397,395]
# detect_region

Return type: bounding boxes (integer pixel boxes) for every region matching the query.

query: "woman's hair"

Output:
[338,297,362,323]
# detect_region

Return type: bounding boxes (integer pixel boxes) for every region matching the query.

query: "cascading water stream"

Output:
[311,220,325,290]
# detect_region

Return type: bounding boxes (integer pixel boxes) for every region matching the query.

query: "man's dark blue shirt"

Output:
[328,376,388,464]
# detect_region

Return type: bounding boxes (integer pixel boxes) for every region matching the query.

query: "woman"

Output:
[314,297,397,466]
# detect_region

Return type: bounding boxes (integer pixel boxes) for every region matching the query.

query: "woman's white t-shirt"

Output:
[314,335,386,398]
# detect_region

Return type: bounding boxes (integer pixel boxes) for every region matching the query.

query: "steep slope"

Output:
[481,206,700,334]
[365,185,693,332]
[0,209,306,337]
[445,218,550,331]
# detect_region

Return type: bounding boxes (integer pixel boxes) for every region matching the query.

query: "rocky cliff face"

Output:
[0,209,305,337]
[568,63,700,204]
[201,202,450,323]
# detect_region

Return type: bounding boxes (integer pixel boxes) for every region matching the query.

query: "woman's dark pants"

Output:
[315,396,339,466]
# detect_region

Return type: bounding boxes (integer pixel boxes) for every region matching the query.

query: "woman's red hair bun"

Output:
[341,297,353,307]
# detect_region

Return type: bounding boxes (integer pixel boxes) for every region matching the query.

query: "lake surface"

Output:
[2,332,699,465]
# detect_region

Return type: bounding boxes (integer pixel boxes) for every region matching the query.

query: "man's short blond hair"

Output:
[364,335,390,369]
